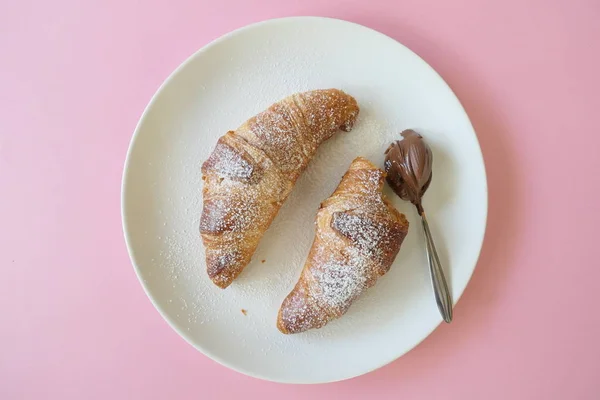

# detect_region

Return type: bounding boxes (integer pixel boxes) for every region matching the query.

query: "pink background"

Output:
[2,0,600,398]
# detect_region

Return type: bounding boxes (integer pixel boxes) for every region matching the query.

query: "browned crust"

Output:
[277,157,409,333]
[200,89,360,288]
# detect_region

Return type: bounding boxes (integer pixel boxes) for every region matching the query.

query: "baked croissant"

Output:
[200,89,359,288]
[277,157,409,334]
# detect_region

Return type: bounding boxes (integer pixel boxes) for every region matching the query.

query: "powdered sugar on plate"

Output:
[135,93,402,344]
[123,18,485,383]
[127,80,418,363]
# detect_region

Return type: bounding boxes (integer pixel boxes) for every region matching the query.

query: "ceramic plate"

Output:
[122,17,487,383]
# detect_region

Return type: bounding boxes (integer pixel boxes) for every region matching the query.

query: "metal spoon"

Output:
[419,209,453,323]
[384,129,453,323]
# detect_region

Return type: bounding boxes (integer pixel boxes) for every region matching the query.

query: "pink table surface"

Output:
[2,0,600,398]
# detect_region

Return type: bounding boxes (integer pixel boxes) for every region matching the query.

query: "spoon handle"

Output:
[421,212,453,323]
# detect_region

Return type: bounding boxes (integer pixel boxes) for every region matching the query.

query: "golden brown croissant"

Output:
[277,157,409,334]
[200,89,359,288]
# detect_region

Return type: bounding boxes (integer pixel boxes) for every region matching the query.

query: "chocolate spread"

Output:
[384,129,433,215]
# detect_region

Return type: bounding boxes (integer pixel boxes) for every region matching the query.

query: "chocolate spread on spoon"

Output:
[384,129,433,215]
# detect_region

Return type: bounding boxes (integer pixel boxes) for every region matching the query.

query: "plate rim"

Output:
[121,16,489,384]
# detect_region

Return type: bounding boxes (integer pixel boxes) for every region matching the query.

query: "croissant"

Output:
[277,157,409,334]
[200,89,360,288]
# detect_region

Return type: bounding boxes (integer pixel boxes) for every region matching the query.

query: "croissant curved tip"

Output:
[206,259,236,288]
[276,310,291,334]
[209,274,232,289]
[341,93,359,132]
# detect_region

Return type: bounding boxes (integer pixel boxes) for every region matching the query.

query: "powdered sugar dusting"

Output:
[333,213,385,253]
[200,89,358,288]
[278,160,408,333]
[140,96,403,348]
[311,248,370,313]
[123,18,480,381]
[208,141,254,181]
[126,27,428,373]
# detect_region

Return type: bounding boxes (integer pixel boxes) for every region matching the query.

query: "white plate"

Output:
[122,17,487,383]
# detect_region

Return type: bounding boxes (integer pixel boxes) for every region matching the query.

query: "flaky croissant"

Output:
[200,89,359,288]
[277,157,409,334]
